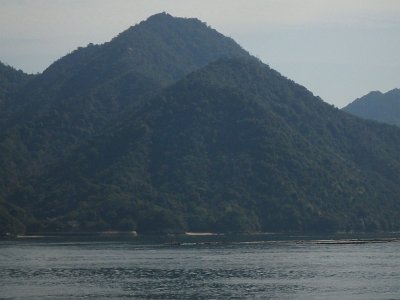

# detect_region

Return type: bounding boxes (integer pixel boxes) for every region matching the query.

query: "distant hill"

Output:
[2,13,400,236]
[343,89,400,126]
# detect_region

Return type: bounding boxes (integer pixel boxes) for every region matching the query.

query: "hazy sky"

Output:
[1,0,399,107]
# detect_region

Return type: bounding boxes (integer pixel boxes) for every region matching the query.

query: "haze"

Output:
[0,0,399,107]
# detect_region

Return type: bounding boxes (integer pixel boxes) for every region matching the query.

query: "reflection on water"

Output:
[1,235,400,299]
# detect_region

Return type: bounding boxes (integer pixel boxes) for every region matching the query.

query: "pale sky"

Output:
[0,0,399,107]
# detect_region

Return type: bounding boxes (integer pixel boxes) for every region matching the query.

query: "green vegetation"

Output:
[343,89,400,126]
[0,12,248,214]
[0,61,31,102]
[0,196,30,237]
[10,58,400,234]
[0,61,34,127]
[1,13,400,235]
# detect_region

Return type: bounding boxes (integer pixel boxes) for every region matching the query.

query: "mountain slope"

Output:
[0,61,31,102]
[0,13,249,200]
[36,12,249,93]
[4,14,400,236]
[16,58,400,234]
[343,89,400,126]
[4,12,248,131]
[0,61,34,124]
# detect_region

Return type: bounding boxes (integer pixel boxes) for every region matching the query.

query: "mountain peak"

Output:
[142,12,204,25]
[365,90,383,97]
[101,13,249,82]
[37,12,249,91]
[123,12,204,36]
[386,88,400,97]
[145,12,173,21]
[343,87,400,126]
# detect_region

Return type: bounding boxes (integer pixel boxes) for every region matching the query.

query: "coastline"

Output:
[2,231,399,246]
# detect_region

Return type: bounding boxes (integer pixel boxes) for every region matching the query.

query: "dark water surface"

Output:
[1,235,400,299]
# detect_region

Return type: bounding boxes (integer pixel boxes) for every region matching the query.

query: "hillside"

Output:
[0,62,31,102]
[0,13,249,202]
[343,89,400,126]
[12,58,400,234]
[3,14,400,236]
[0,62,34,124]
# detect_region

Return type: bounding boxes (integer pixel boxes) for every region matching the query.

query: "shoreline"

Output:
[1,231,398,243]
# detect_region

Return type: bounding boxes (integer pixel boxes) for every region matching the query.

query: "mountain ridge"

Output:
[343,88,400,126]
[0,13,250,205]
[2,14,400,235]
[12,57,400,234]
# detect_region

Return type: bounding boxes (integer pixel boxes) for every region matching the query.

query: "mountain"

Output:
[343,89,400,126]
[3,13,400,236]
[0,13,249,201]
[36,12,249,92]
[11,58,400,234]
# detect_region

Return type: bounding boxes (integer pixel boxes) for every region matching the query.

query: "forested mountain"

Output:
[2,13,400,236]
[343,89,400,126]
[10,58,400,234]
[0,12,249,202]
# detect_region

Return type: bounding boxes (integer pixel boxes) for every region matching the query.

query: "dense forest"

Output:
[0,62,32,102]
[0,12,248,212]
[1,13,400,236]
[343,89,400,126]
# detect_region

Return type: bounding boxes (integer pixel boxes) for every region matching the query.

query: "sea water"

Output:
[1,235,400,299]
